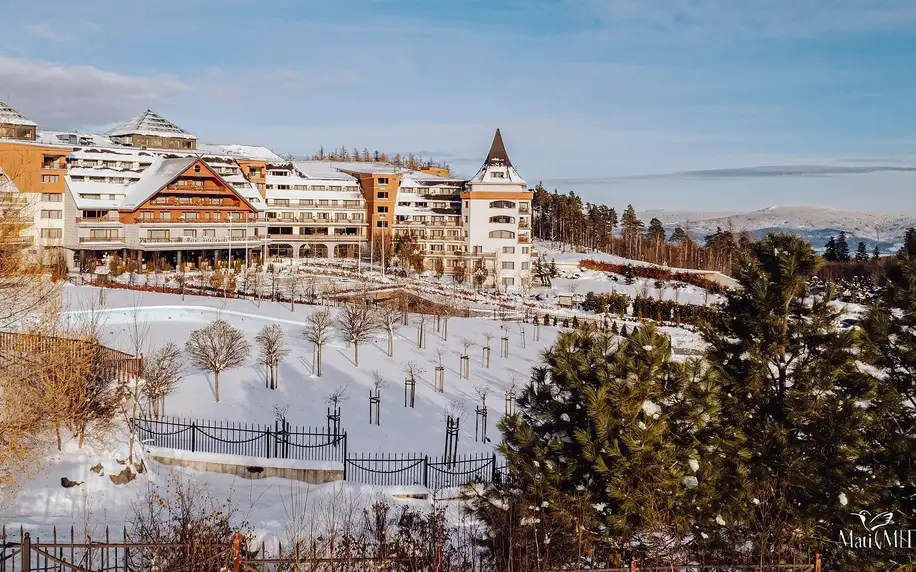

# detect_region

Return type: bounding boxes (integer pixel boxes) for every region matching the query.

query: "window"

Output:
[492,171,506,178]
[231,229,246,238]
[90,229,119,240]
[502,261,515,270]
[464,216,469,223]
[40,193,62,202]
[299,199,313,206]
[159,212,171,220]
[148,230,170,240]
[522,247,529,254]
[378,177,389,185]
[488,230,515,239]
[183,212,199,220]
[184,229,197,238]
[177,197,192,204]
[489,200,516,209]
[336,213,347,221]
[521,262,530,270]
[490,216,515,224]
[41,175,59,184]
[502,246,516,254]
[377,206,389,214]
[464,201,469,208]
[277,185,290,190]
[228,212,242,221]
[194,165,201,173]
[377,221,389,228]
[501,277,515,286]
[377,192,389,199]
[274,199,289,206]
[40,228,62,239]
[203,229,215,237]
[40,210,62,219]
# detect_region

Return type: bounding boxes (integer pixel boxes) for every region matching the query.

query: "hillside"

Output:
[641,205,916,251]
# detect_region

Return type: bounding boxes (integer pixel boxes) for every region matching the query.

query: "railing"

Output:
[134,217,262,224]
[75,217,118,223]
[518,235,530,243]
[266,234,365,242]
[519,206,530,213]
[266,217,366,224]
[138,235,265,245]
[79,236,123,243]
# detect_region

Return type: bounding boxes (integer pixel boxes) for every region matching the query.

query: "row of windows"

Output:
[40,228,62,239]
[500,261,532,270]
[266,184,352,191]
[137,211,245,221]
[41,193,62,202]
[147,229,248,239]
[40,210,63,219]
[41,175,59,184]
[270,199,362,207]
[268,212,364,221]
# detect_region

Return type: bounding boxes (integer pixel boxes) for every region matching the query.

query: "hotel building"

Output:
[0,103,532,288]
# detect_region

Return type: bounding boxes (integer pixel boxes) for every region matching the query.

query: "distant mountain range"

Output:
[640,205,916,252]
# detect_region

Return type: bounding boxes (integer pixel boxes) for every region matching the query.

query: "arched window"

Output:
[489,200,516,209]
[489,230,516,239]
[489,215,515,224]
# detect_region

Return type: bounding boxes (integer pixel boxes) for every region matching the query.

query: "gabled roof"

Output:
[484,128,511,167]
[120,157,197,210]
[107,110,196,140]
[0,102,37,127]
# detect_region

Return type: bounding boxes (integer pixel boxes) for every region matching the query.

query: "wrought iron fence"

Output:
[135,416,347,464]
[134,416,506,490]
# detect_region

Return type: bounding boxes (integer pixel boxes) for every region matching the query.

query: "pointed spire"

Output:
[484,128,512,167]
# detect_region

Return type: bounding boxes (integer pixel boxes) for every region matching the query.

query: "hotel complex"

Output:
[0,103,533,288]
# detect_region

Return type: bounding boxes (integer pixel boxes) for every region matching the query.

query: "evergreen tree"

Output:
[860,253,916,552]
[471,326,719,566]
[623,264,635,285]
[873,244,880,260]
[823,236,837,261]
[855,241,869,262]
[670,227,689,244]
[699,233,882,568]
[646,218,666,243]
[836,231,850,261]
[900,227,916,258]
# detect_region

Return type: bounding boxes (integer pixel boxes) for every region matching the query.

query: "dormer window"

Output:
[492,171,506,178]
[194,165,201,173]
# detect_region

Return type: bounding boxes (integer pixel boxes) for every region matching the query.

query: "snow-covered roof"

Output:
[0,102,36,127]
[332,162,403,175]
[467,129,528,187]
[107,110,196,140]
[395,205,439,217]
[66,177,128,209]
[68,167,144,180]
[400,172,465,187]
[38,131,116,148]
[120,157,198,210]
[0,166,19,193]
[293,161,359,181]
[198,143,284,162]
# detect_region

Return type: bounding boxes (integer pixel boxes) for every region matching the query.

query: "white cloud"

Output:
[0,57,189,129]
[26,22,74,42]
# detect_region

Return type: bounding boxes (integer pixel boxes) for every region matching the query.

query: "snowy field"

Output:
[0,284,704,540]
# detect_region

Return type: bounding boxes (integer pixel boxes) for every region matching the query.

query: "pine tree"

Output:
[859,254,916,559]
[873,244,880,260]
[855,241,869,262]
[620,205,645,257]
[699,233,881,567]
[823,236,837,261]
[900,227,916,258]
[836,231,850,262]
[646,218,666,243]
[470,326,719,566]
[623,264,635,285]
[670,227,689,244]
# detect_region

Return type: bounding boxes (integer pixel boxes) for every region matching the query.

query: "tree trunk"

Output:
[443,319,448,341]
[273,362,279,390]
[317,345,322,377]
[354,343,360,368]
[214,371,221,402]
[56,424,62,451]
[388,333,393,357]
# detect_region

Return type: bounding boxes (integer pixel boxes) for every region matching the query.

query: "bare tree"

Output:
[255,324,290,390]
[404,360,426,386]
[335,302,378,367]
[326,384,350,407]
[285,273,301,311]
[416,314,427,349]
[304,308,333,376]
[371,370,388,392]
[142,342,183,419]
[482,332,495,368]
[185,319,251,402]
[377,305,401,358]
[474,384,492,408]
[126,293,152,357]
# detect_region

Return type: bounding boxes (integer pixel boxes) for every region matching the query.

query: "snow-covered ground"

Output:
[535,270,722,306]
[0,284,705,540]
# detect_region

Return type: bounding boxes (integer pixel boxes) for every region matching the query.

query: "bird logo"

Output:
[851,510,894,532]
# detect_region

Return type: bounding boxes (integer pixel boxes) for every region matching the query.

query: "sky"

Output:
[2,0,916,213]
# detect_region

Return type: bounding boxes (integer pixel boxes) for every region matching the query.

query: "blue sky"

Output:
[2,0,916,212]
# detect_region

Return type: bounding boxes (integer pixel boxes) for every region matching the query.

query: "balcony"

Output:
[266,216,366,225]
[518,235,531,244]
[518,220,530,229]
[519,206,530,214]
[76,217,119,224]
[134,217,261,224]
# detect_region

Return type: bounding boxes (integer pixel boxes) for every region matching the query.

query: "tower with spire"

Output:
[461,129,533,290]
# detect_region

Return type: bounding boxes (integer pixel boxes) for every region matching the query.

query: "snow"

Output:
[641,400,662,419]
[839,492,849,506]
[0,101,37,126]
[120,157,198,209]
[688,459,699,472]
[198,143,284,162]
[145,447,344,471]
[107,110,196,140]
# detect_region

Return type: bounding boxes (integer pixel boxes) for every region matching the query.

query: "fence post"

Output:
[423,455,429,488]
[342,431,348,480]
[21,532,30,572]
[491,453,497,483]
[190,422,197,452]
[232,531,241,572]
[814,553,821,572]
[266,426,272,459]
